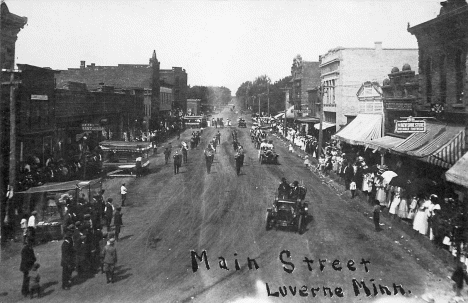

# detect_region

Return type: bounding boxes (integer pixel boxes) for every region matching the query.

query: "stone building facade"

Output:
[318,42,419,131]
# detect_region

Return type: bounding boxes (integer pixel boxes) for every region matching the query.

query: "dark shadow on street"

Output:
[112,265,132,283]
[41,280,58,297]
[118,234,133,241]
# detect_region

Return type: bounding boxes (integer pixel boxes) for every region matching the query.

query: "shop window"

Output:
[439,54,447,103]
[455,50,464,104]
[425,57,432,103]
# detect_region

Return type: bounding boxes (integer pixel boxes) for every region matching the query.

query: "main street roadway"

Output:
[1,102,456,303]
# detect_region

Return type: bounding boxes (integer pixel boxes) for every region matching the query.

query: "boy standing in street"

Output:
[120,183,127,207]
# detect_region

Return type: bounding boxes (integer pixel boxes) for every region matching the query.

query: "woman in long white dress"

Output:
[389,187,401,219]
[413,197,431,235]
[397,190,409,219]
[375,176,387,206]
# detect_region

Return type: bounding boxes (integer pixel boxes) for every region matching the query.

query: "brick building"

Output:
[55,52,188,129]
[408,0,468,125]
[407,0,468,191]
[289,55,320,117]
[318,42,419,132]
[0,2,27,189]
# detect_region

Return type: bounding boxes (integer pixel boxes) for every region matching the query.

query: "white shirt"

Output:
[121,185,127,195]
[136,156,142,162]
[28,215,36,228]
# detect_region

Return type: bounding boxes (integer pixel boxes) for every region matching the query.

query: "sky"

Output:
[7,0,442,94]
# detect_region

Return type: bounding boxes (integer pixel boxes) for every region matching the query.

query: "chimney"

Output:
[80,61,85,69]
[91,63,95,68]
[375,42,382,51]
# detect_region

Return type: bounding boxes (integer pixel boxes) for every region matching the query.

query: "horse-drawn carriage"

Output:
[265,186,308,234]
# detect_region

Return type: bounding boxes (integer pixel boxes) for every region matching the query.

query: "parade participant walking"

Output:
[164,147,171,164]
[120,183,127,207]
[181,142,188,163]
[212,137,218,153]
[216,131,221,145]
[20,238,36,297]
[173,151,182,174]
[61,232,75,290]
[104,198,114,232]
[234,151,243,176]
[101,238,118,284]
[114,207,123,241]
[204,144,215,174]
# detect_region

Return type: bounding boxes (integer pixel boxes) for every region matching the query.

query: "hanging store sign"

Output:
[31,95,48,100]
[81,123,103,131]
[395,119,426,133]
[384,102,412,111]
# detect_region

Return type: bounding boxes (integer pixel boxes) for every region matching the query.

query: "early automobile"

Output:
[265,187,308,234]
[238,118,247,128]
[259,149,279,164]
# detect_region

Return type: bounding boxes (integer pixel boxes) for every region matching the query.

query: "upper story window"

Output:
[439,54,447,103]
[425,57,432,104]
[455,50,465,104]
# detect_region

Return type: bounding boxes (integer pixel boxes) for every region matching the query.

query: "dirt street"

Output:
[0,106,459,303]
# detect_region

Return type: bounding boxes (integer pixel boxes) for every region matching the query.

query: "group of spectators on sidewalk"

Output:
[18,189,123,296]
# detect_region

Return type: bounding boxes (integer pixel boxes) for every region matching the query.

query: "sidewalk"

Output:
[274,132,458,272]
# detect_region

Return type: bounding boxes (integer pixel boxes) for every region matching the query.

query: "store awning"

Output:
[295,117,320,123]
[333,114,382,145]
[274,113,284,119]
[314,122,335,130]
[364,136,405,152]
[17,180,81,194]
[391,122,465,169]
[445,152,468,187]
[99,140,152,152]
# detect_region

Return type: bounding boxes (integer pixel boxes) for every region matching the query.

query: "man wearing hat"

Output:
[20,238,36,296]
[105,199,114,232]
[61,231,75,290]
[173,151,182,174]
[101,238,117,284]
[277,178,291,200]
[289,181,301,201]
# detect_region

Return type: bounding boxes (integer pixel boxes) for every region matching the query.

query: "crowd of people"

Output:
[18,189,123,297]
[17,150,104,192]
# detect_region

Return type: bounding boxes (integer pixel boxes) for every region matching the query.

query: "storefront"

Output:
[16,179,102,243]
[333,113,382,145]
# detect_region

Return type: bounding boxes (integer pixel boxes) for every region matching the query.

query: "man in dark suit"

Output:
[20,239,36,296]
[61,232,75,290]
[173,151,182,174]
[277,178,291,200]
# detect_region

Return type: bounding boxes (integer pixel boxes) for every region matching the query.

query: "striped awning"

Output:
[364,135,405,152]
[391,122,465,169]
[333,114,382,145]
[445,152,468,187]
